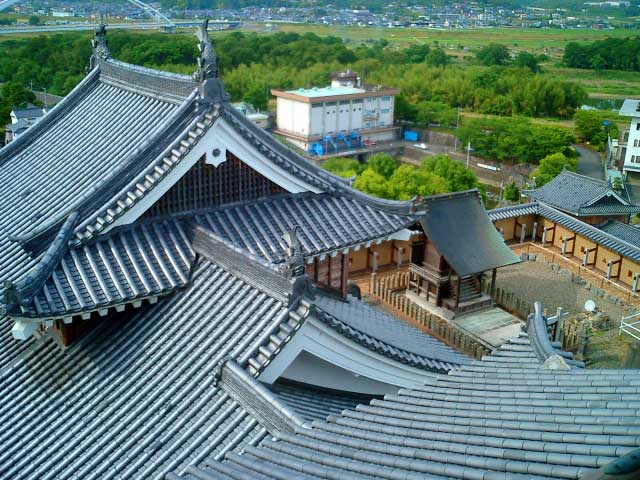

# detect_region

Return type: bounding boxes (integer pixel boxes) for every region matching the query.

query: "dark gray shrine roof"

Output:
[0,235,474,479]
[178,314,640,480]
[420,190,520,276]
[191,192,416,264]
[524,170,640,217]
[489,202,640,263]
[0,63,196,303]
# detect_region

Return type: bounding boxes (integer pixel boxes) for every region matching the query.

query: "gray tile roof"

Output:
[11,219,195,319]
[180,327,640,480]
[0,259,295,480]
[0,66,191,301]
[270,382,375,423]
[4,119,32,134]
[192,192,416,264]
[489,202,640,262]
[11,106,45,120]
[312,294,472,372]
[525,170,640,216]
[598,220,640,247]
[420,191,520,276]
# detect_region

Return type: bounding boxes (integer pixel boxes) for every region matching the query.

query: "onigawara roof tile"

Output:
[191,192,416,264]
[524,170,640,217]
[176,316,640,480]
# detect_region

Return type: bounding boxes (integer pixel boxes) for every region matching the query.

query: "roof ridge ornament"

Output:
[194,19,218,82]
[282,226,306,279]
[91,20,111,66]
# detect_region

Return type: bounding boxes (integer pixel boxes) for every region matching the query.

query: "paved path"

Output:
[575,144,604,180]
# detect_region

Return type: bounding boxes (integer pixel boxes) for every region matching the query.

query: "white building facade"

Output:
[271,72,400,153]
[620,99,640,178]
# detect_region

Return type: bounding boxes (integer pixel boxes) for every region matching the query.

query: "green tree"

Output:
[28,16,41,26]
[366,153,397,179]
[242,83,268,111]
[514,52,540,73]
[532,152,577,187]
[353,168,391,199]
[425,48,450,68]
[387,164,448,200]
[503,182,521,202]
[321,158,363,178]
[420,155,478,191]
[475,44,511,66]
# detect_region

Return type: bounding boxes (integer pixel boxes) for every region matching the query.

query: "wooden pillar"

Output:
[490,268,497,298]
[341,253,349,298]
[454,277,461,311]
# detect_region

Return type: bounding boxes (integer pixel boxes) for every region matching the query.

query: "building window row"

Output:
[634,139,640,147]
[630,155,640,163]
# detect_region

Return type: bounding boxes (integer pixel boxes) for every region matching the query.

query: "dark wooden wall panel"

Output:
[143,150,286,218]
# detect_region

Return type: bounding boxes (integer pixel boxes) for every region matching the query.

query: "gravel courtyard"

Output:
[495,260,636,368]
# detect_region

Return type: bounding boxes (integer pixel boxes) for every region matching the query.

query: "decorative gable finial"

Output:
[92,19,111,61]
[282,226,306,279]
[194,19,218,82]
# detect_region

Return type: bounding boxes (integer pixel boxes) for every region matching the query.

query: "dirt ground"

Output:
[496,261,637,368]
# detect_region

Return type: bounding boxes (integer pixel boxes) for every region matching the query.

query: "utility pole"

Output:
[454,108,461,151]
[466,141,472,168]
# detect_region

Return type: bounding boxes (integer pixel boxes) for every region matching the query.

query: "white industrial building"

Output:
[620,99,640,178]
[271,71,400,153]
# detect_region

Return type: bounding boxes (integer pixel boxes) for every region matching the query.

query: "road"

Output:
[575,144,604,180]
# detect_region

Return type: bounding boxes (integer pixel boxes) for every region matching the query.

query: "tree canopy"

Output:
[323,154,480,201]
[531,152,578,187]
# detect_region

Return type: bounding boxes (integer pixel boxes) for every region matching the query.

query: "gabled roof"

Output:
[420,190,520,276]
[489,202,640,263]
[11,105,44,120]
[177,309,640,480]
[525,170,640,216]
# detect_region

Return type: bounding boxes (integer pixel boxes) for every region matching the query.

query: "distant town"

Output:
[2,0,639,30]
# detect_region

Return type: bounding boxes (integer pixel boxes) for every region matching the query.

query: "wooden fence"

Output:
[481,278,587,356]
[369,272,492,360]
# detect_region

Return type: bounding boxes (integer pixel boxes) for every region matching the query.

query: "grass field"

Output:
[256,23,638,55]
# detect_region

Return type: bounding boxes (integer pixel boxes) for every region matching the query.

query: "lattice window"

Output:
[143,150,286,218]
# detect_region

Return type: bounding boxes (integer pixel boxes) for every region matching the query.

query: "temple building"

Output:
[0,22,638,480]
[525,169,640,224]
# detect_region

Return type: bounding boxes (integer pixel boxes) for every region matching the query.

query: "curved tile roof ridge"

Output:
[2,212,79,311]
[309,297,469,373]
[526,301,584,369]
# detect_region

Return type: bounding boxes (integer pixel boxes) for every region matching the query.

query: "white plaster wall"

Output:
[276,97,295,132]
[624,116,640,173]
[292,101,311,135]
[310,104,324,135]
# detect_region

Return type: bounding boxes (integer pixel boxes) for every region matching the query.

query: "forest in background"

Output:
[0,27,625,202]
